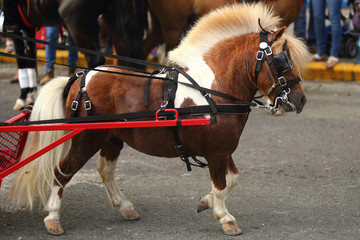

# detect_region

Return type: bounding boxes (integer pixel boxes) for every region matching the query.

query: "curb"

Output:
[304,62,360,82]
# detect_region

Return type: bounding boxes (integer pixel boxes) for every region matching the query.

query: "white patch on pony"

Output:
[44,186,61,222]
[174,60,215,109]
[97,155,135,210]
[212,172,239,224]
[84,67,108,87]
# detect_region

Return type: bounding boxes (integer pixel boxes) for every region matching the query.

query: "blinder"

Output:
[273,51,293,74]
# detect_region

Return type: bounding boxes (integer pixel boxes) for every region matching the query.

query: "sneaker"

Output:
[40,70,54,85]
[325,56,339,68]
[312,53,327,61]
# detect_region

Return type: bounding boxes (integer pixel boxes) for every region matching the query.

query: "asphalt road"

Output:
[0,63,360,240]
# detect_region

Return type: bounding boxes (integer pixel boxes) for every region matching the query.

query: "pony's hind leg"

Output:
[97,137,139,220]
[200,155,242,235]
[44,130,108,235]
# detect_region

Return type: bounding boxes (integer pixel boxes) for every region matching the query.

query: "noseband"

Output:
[254,31,301,113]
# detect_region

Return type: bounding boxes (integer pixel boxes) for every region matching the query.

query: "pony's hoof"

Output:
[13,99,25,111]
[197,198,210,213]
[44,219,64,235]
[120,208,140,221]
[221,221,243,236]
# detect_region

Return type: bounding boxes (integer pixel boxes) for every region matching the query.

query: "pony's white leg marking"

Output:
[44,186,64,235]
[97,155,139,220]
[197,191,214,212]
[212,172,242,235]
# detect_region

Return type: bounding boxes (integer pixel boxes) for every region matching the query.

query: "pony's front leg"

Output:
[44,185,64,235]
[201,156,242,235]
[97,140,139,221]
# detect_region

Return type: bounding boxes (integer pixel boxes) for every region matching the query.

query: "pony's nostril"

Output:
[300,95,307,106]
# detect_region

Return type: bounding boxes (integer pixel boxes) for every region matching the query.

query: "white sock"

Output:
[26,68,37,88]
[18,68,29,89]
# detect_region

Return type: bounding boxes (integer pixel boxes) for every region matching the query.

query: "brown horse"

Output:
[143,0,305,59]
[9,3,310,236]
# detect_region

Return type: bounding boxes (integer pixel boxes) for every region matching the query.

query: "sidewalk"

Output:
[1,48,360,82]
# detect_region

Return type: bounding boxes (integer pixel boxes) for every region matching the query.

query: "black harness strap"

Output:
[173,65,218,114]
[162,69,178,109]
[70,70,93,117]
[144,70,161,107]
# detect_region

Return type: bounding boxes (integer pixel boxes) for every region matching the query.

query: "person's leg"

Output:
[294,2,307,39]
[311,0,327,57]
[327,0,343,58]
[307,0,316,47]
[45,27,58,72]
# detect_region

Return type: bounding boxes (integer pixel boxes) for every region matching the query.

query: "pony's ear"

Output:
[268,26,286,42]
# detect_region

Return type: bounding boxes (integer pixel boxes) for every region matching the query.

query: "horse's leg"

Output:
[97,137,139,220]
[199,155,242,235]
[44,130,108,235]
[24,28,37,105]
[12,32,29,110]
[58,3,104,68]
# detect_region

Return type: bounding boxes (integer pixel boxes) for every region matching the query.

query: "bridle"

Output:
[254,30,301,114]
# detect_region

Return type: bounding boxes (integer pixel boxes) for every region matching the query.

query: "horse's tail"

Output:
[103,0,148,67]
[9,77,71,210]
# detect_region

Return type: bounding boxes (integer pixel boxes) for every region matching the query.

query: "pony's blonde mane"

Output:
[169,3,310,77]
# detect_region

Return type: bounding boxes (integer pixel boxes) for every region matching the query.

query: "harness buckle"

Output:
[256,51,264,60]
[160,101,168,109]
[71,100,79,111]
[264,46,272,56]
[175,144,187,156]
[76,71,85,78]
[278,76,287,86]
[84,100,92,110]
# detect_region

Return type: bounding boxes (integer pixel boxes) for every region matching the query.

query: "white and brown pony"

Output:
[9,3,310,236]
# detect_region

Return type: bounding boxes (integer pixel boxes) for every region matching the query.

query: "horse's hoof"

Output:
[221,221,243,236]
[120,208,140,221]
[13,99,25,111]
[197,198,210,213]
[44,219,64,236]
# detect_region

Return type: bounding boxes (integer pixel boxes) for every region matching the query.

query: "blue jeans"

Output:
[311,0,343,57]
[294,0,315,46]
[45,26,78,71]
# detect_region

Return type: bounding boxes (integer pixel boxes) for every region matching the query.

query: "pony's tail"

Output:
[9,77,71,210]
[103,0,148,67]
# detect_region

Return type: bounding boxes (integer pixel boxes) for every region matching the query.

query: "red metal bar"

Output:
[0,118,211,132]
[5,111,29,123]
[0,129,84,184]
[0,109,212,186]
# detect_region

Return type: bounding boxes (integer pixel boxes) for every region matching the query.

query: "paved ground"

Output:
[0,63,360,240]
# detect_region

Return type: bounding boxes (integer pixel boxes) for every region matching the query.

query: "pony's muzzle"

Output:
[283,92,306,114]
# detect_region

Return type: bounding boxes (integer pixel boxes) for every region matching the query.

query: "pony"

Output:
[9,3,310,236]
[143,0,305,60]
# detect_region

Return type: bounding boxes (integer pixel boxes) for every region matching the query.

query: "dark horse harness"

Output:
[254,29,301,114]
